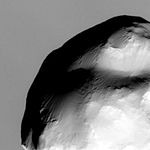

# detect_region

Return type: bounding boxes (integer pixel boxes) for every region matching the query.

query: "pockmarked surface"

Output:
[21,15,150,150]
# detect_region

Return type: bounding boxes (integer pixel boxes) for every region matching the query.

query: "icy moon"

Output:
[21,15,150,150]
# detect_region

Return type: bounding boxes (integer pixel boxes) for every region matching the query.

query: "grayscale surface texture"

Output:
[1,0,150,150]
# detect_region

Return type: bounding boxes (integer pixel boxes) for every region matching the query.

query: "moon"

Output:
[21,15,150,150]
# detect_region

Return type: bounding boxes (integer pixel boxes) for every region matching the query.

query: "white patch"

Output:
[40,88,150,150]
[83,89,150,150]
[22,145,29,150]
[98,35,150,76]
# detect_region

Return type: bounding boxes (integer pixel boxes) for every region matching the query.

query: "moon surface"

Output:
[21,15,150,150]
